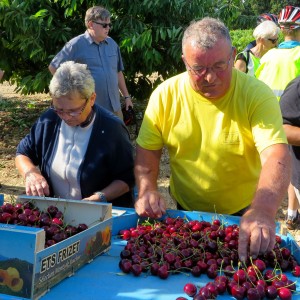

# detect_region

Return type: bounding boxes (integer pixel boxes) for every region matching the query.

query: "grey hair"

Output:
[85,6,111,28]
[182,17,232,52]
[49,61,95,100]
[253,20,280,40]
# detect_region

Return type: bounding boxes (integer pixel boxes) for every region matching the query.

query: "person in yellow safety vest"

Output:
[234,20,279,76]
[255,5,300,100]
[256,6,300,231]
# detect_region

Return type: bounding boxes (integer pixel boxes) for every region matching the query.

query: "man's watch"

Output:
[124,95,132,100]
[94,192,107,202]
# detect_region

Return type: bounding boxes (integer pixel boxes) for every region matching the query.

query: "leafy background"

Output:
[0,0,297,100]
[0,0,299,242]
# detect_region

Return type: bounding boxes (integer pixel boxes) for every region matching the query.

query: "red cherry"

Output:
[52,217,63,226]
[1,212,12,223]
[215,281,226,294]
[157,265,169,279]
[2,203,15,214]
[281,248,291,259]
[198,286,211,299]
[46,239,56,247]
[212,219,221,226]
[233,269,247,284]
[77,223,88,232]
[272,280,285,289]
[231,285,246,300]
[253,259,266,272]
[247,287,261,300]
[286,279,296,292]
[278,287,292,300]
[28,214,39,224]
[119,229,131,240]
[206,282,218,298]
[65,225,78,237]
[292,265,300,277]
[256,284,266,299]
[14,203,24,213]
[47,205,59,217]
[192,223,202,232]
[183,283,197,297]
[24,208,32,216]
[119,259,132,273]
[224,265,235,277]
[40,215,51,226]
[242,281,252,292]
[150,262,160,275]
[130,264,142,276]
[191,265,201,277]
[266,285,278,299]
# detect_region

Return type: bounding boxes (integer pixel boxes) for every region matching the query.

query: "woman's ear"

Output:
[90,92,96,106]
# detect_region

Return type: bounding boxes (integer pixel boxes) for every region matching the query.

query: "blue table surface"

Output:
[39,237,300,300]
[1,208,300,300]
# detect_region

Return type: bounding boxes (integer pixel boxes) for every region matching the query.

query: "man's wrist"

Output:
[124,95,132,100]
[94,191,107,202]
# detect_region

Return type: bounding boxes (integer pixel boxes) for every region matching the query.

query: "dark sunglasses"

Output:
[268,38,278,44]
[93,21,112,28]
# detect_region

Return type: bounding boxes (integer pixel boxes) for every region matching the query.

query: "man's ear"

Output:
[87,20,94,29]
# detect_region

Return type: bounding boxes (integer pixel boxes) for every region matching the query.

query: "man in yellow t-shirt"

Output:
[135,17,291,262]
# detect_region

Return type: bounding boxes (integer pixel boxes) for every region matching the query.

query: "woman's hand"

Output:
[25,171,50,196]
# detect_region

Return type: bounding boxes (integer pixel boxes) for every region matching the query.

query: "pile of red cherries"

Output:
[0,201,88,247]
[118,216,300,299]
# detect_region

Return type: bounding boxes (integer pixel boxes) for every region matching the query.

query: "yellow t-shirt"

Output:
[137,69,287,214]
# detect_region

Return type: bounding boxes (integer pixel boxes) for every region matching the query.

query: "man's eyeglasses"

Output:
[50,99,89,117]
[184,48,234,77]
[268,38,278,44]
[93,21,112,28]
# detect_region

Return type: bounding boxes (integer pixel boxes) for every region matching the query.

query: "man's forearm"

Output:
[251,145,291,217]
[134,146,162,197]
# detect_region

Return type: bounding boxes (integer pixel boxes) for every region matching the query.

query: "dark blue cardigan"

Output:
[16,104,135,207]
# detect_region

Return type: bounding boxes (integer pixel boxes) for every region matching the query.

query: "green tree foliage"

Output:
[244,0,300,16]
[236,0,300,30]
[0,0,245,100]
[230,29,253,53]
[0,0,291,100]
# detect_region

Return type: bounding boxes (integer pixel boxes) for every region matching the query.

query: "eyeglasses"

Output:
[184,48,234,77]
[93,21,112,28]
[50,99,89,117]
[268,38,278,44]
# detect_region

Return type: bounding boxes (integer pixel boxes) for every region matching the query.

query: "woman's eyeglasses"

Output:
[268,38,278,44]
[93,21,112,28]
[50,99,89,117]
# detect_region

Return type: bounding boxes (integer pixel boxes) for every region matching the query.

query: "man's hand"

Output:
[238,207,276,262]
[135,190,167,219]
[25,171,50,197]
[124,98,133,110]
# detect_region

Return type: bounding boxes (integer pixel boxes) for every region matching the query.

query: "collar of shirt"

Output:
[278,40,300,49]
[85,30,108,45]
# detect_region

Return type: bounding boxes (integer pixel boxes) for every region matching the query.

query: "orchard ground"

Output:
[0,81,298,244]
